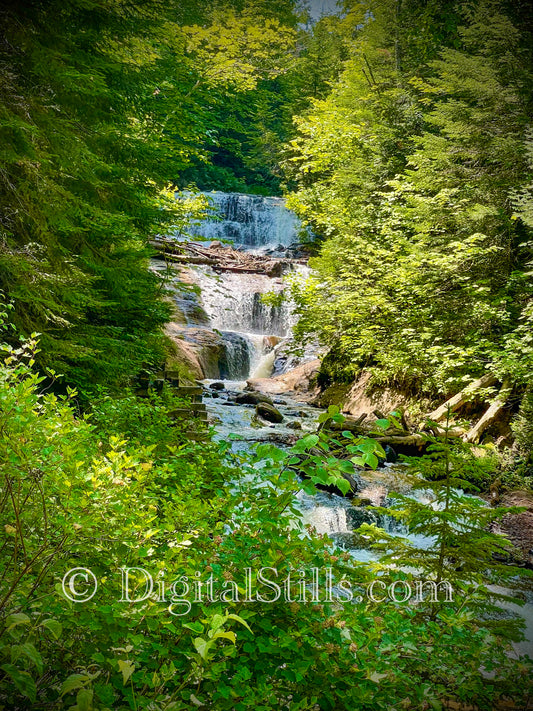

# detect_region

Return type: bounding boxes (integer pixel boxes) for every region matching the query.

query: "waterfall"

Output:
[219,332,252,380]
[183,191,301,248]
[193,270,292,337]
[170,190,305,381]
[190,264,293,380]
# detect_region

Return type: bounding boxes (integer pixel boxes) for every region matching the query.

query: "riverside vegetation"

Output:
[1,0,533,709]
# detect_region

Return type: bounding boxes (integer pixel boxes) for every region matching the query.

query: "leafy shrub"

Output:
[1,336,532,709]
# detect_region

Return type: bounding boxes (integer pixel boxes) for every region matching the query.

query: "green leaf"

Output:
[212,630,236,644]
[41,619,63,640]
[225,613,253,633]
[300,479,317,495]
[6,613,31,631]
[335,477,351,496]
[61,674,90,697]
[359,439,378,454]
[362,452,379,469]
[301,434,319,448]
[193,637,212,661]
[209,614,225,633]
[117,660,135,686]
[77,688,93,711]
[375,419,390,430]
[18,643,43,675]
[1,664,37,702]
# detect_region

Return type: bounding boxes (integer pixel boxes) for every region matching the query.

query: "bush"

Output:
[1,337,532,709]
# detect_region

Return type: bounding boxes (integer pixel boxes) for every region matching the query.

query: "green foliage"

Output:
[0,0,305,388]
[360,414,532,644]
[1,338,532,709]
[285,0,533,394]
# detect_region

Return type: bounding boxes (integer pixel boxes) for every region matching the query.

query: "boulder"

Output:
[210,381,225,390]
[287,420,302,430]
[246,359,321,401]
[235,392,274,406]
[264,260,285,278]
[256,402,284,423]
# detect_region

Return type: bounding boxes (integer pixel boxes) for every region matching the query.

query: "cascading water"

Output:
[170,192,533,657]
[180,193,303,380]
[184,191,301,248]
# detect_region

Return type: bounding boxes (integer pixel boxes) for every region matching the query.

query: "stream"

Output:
[173,190,533,659]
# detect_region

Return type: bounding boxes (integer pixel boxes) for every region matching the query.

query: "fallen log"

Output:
[425,373,497,424]
[375,434,427,448]
[154,253,216,265]
[464,380,512,444]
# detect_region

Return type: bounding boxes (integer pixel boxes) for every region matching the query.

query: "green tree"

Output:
[285,0,533,396]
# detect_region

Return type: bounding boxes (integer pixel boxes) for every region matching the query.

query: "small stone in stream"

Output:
[211,392,219,398]
[273,398,287,405]
[210,381,225,390]
[287,420,302,430]
[256,402,284,423]
[223,401,236,406]
[298,410,310,418]
[265,261,285,278]
[284,411,300,417]
[235,392,273,406]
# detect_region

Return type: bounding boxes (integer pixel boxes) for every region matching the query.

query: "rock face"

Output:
[489,490,533,567]
[256,402,284,423]
[318,370,430,424]
[272,338,320,376]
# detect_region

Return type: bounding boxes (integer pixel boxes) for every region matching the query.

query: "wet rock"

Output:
[273,397,288,405]
[211,392,219,398]
[264,260,285,278]
[256,402,284,423]
[247,360,321,401]
[287,420,302,430]
[210,381,225,390]
[223,401,237,406]
[236,392,274,406]
[209,240,222,249]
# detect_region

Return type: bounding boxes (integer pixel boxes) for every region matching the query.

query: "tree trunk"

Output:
[425,373,497,423]
[464,380,511,444]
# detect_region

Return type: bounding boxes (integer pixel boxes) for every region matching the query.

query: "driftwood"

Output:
[375,434,427,448]
[464,380,511,444]
[425,373,497,423]
[150,238,297,277]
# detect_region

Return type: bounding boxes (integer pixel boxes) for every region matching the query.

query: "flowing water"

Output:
[184,191,301,248]
[178,191,533,659]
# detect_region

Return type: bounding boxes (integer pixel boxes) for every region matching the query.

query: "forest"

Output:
[1,0,533,709]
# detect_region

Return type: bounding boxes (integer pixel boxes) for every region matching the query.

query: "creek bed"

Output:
[202,378,533,659]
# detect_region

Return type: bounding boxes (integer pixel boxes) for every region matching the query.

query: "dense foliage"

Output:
[1,335,532,709]
[285,0,533,398]
[2,1,533,708]
[0,0,303,390]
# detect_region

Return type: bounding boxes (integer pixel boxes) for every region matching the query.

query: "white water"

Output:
[186,197,303,379]
[184,191,301,248]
